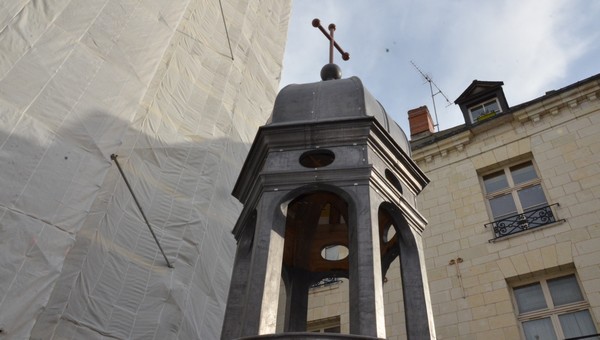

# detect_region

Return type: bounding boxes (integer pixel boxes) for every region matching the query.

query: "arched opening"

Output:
[378,203,431,339]
[280,191,350,334]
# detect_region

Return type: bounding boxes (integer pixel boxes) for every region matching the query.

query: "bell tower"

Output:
[221,20,435,340]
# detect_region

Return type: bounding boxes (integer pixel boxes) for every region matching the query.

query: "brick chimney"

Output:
[408,105,434,139]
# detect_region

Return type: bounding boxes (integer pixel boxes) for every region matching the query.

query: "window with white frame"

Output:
[469,98,501,122]
[482,161,560,238]
[512,274,598,340]
[307,316,341,333]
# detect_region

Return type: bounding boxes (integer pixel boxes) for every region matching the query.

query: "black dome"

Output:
[268,77,410,155]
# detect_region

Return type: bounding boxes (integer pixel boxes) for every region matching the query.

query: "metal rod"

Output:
[429,81,440,131]
[111,154,174,268]
[449,257,465,298]
[218,0,234,61]
[328,24,335,64]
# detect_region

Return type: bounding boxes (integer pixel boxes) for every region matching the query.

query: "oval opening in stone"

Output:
[385,169,403,194]
[321,245,349,261]
[299,149,335,168]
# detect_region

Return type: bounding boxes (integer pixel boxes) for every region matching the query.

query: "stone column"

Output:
[282,267,312,332]
[221,214,256,340]
[236,191,287,337]
[348,186,386,338]
[398,225,431,339]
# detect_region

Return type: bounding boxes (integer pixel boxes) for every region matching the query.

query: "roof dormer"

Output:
[455,80,509,125]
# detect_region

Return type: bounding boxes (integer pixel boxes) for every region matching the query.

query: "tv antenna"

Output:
[410,61,452,131]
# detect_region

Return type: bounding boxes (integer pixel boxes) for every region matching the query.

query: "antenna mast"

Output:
[410,61,452,132]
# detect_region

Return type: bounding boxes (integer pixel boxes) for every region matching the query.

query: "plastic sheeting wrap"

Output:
[0,0,291,338]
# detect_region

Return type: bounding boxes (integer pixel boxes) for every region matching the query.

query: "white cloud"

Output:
[442,0,590,103]
[281,0,600,133]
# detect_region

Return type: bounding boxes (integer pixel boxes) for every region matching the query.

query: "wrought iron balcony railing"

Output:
[311,277,341,288]
[485,203,564,240]
[565,334,600,340]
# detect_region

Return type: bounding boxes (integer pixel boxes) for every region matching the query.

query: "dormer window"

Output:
[455,80,509,126]
[469,98,501,123]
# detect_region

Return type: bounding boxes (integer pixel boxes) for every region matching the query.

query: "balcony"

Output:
[310,277,341,289]
[565,334,600,340]
[485,203,564,241]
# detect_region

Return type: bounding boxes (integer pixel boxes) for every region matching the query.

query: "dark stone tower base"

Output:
[221,77,434,339]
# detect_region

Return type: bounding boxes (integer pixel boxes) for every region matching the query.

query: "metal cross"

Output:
[312,18,350,64]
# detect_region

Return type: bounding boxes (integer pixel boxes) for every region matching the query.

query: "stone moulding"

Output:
[514,80,599,123]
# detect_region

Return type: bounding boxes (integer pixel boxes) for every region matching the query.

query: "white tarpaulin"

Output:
[0,0,291,338]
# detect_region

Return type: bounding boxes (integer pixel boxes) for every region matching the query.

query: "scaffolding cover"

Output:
[0,0,291,338]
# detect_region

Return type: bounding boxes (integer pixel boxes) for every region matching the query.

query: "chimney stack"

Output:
[408,105,434,139]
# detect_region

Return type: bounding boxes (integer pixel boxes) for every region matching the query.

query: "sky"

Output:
[279,0,600,134]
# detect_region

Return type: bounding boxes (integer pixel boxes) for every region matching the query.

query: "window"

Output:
[469,98,501,122]
[307,316,341,333]
[512,274,598,340]
[482,161,560,239]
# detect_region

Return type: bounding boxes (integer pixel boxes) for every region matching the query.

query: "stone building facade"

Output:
[411,73,600,339]
[302,73,600,339]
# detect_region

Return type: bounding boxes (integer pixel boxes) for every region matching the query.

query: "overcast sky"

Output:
[280,0,600,134]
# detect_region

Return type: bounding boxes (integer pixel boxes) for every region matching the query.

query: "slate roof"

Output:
[269,76,410,154]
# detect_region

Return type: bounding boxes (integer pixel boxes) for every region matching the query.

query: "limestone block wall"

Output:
[0,1,290,338]
[412,77,600,339]
[307,280,351,333]
[300,258,407,339]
